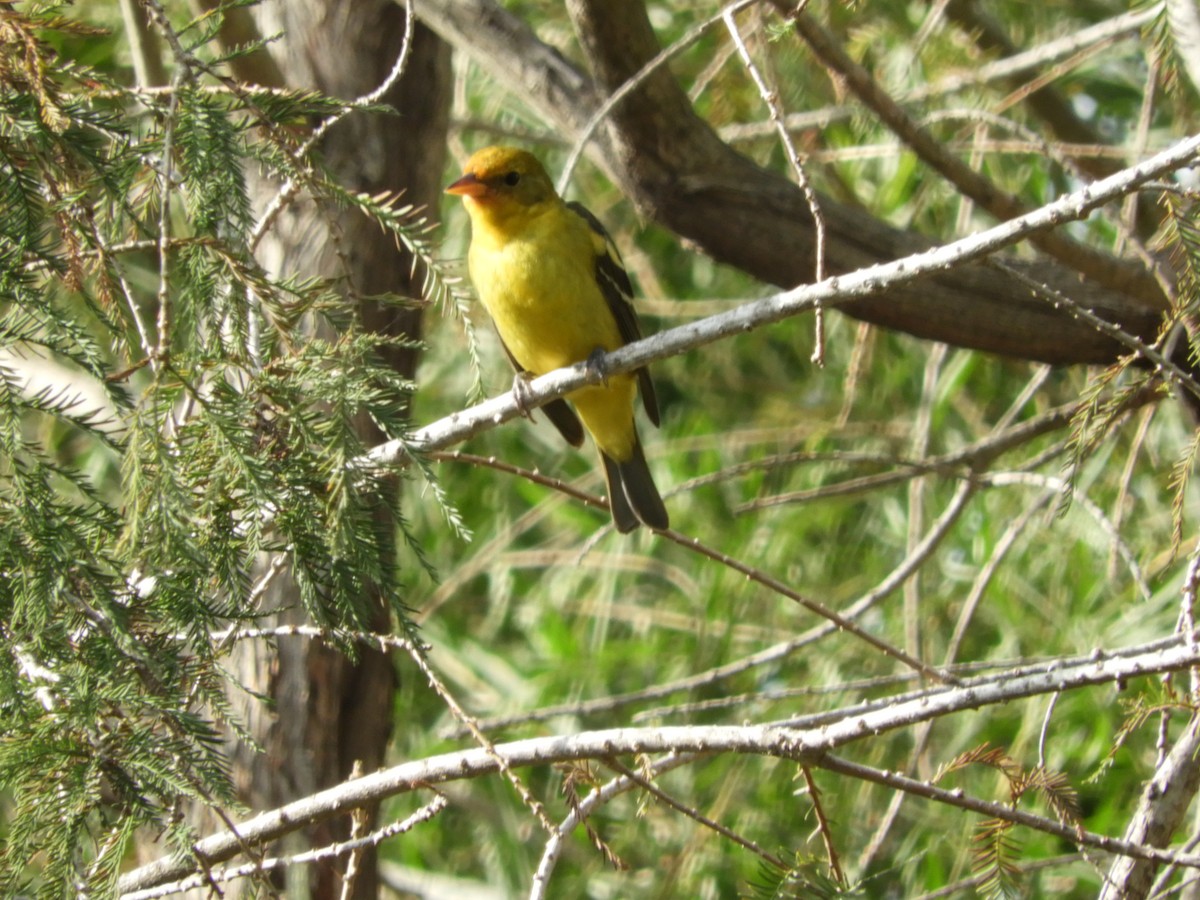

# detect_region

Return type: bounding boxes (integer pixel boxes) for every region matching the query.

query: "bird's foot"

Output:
[585,347,610,386]
[511,372,538,421]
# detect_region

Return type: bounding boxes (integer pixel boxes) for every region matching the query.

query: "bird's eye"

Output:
[504,171,521,186]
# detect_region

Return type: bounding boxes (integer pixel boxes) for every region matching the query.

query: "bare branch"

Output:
[1099,715,1200,899]
[118,634,1200,895]
[373,128,1200,469]
[779,3,1168,304]
[722,6,1160,146]
[121,796,448,900]
[419,0,1178,366]
[818,753,1200,874]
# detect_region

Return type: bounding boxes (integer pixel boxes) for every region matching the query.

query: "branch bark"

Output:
[1099,715,1200,900]
[118,634,1200,896]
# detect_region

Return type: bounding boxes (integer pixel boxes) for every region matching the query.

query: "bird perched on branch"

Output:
[446,145,668,533]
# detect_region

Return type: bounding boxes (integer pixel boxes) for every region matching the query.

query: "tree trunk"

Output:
[191,3,451,897]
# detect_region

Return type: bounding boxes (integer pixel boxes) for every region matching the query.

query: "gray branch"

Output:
[119,635,1200,895]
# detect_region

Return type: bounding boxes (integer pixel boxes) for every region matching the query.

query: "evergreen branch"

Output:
[972,818,1022,899]
[335,187,468,317]
[743,855,857,899]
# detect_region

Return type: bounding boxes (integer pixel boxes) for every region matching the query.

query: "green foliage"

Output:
[744,855,861,899]
[412,1,1200,897]
[7,0,1200,897]
[0,4,448,893]
[936,745,1080,899]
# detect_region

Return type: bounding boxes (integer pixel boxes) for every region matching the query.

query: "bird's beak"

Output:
[445,173,490,198]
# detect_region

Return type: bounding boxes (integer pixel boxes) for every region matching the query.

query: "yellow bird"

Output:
[446,146,668,533]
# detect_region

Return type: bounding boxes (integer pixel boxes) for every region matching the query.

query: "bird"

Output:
[445,145,668,533]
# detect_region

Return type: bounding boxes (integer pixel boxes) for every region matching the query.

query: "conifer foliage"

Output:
[0,6,437,893]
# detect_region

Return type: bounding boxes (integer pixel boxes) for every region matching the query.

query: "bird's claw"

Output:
[585,347,610,386]
[511,372,537,420]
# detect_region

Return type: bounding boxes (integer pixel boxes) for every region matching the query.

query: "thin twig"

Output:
[723,2,828,364]
[604,756,789,869]
[122,795,448,900]
[338,763,368,900]
[779,2,1168,304]
[397,636,561,838]
[946,491,1054,662]
[819,752,1200,873]
[907,343,947,669]
[1038,693,1060,771]
[988,262,1200,402]
[980,470,1152,601]
[1179,547,1200,700]
[722,6,1159,143]
[557,0,760,192]
[799,766,846,884]
[658,519,962,685]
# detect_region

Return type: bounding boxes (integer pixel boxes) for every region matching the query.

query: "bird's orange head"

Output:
[445,146,557,215]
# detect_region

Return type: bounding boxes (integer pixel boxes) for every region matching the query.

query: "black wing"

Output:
[566,200,660,427]
[497,335,585,447]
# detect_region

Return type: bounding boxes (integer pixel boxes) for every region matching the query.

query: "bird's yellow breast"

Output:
[464,197,639,461]
[466,202,623,376]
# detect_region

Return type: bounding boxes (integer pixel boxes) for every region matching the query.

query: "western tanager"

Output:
[446,146,669,533]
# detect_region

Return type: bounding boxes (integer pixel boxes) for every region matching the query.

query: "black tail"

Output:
[600,439,668,533]
[541,398,585,447]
